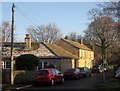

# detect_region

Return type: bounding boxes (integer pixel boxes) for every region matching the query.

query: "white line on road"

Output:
[16,85,32,90]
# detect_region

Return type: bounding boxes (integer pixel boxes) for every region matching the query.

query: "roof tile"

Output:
[42,42,78,59]
[61,38,93,51]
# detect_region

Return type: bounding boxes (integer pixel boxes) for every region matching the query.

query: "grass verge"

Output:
[96,78,120,89]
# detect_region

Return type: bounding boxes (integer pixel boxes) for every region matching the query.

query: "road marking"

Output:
[16,85,32,89]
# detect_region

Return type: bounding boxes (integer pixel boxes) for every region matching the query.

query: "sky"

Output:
[2,2,99,42]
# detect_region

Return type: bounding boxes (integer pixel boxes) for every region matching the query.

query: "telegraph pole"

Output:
[11,3,15,85]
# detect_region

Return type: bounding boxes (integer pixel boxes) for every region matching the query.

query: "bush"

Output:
[45,64,56,68]
[15,54,39,70]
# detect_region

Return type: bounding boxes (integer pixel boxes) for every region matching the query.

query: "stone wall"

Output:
[61,58,74,73]
[2,69,10,84]
[2,70,38,84]
[39,58,73,73]
[14,70,37,84]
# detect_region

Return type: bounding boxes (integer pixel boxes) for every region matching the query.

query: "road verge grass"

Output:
[96,78,120,89]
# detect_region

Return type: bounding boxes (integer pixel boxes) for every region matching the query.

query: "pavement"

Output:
[2,83,33,90]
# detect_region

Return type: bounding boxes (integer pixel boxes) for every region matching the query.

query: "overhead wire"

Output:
[2,6,11,21]
[15,5,41,26]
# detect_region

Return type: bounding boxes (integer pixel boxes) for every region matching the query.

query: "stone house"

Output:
[38,42,77,73]
[55,38,94,69]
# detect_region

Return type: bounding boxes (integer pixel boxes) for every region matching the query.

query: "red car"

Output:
[64,68,81,79]
[35,68,64,85]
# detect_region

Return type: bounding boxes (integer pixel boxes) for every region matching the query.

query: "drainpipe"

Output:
[61,58,63,73]
[42,62,44,69]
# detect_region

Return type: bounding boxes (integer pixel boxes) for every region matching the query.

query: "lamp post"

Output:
[10,3,15,85]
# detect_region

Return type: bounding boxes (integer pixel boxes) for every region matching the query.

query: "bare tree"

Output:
[2,21,11,42]
[86,2,120,65]
[99,2,120,60]
[1,21,17,42]
[65,32,82,42]
[97,2,120,19]
[85,15,117,64]
[27,23,62,43]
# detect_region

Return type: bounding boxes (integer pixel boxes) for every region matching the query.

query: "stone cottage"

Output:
[55,38,94,69]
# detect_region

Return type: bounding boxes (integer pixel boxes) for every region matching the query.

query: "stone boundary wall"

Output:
[14,70,37,84]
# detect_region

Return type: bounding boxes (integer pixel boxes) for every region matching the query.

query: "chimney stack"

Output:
[80,38,83,44]
[25,33,31,49]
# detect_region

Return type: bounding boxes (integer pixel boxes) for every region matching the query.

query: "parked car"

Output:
[77,67,91,77]
[115,67,120,79]
[64,68,81,79]
[91,65,100,73]
[35,68,64,85]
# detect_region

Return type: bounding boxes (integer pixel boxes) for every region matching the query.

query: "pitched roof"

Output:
[42,42,78,59]
[61,38,93,51]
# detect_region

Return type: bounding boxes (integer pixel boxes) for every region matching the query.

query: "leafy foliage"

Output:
[45,63,56,68]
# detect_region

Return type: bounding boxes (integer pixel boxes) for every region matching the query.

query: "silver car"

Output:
[116,67,120,78]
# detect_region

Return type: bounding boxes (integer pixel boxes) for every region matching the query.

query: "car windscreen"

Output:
[37,70,49,75]
[78,68,84,72]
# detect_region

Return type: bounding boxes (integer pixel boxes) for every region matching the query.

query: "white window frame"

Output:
[3,60,11,69]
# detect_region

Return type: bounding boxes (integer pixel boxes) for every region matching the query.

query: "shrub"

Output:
[45,63,56,68]
[15,54,39,70]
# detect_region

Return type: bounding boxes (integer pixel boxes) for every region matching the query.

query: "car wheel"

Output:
[61,78,64,83]
[50,79,55,86]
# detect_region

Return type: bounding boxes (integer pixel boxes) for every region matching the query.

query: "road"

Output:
[3,70,114,90]
[21,70,114,89]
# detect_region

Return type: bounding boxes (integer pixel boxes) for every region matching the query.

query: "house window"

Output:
[81,49,83,59]
[1,61,4,69]
[38,62,50,69]
[4,61,11,69]
[79,49,81,58]
[6,61,11,68]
